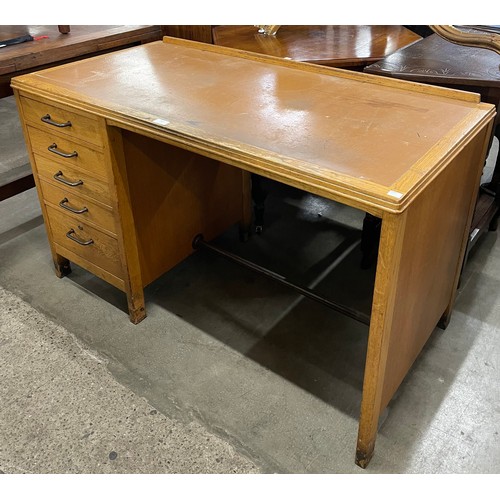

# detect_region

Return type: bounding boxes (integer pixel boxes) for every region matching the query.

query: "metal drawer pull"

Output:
[59,197,88,214]
[53,171,83,187]
[48,143,78,158]
[66,229,94,246]
[41,114,72,128]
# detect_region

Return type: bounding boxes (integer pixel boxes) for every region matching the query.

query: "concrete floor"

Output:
[1,95,499,473]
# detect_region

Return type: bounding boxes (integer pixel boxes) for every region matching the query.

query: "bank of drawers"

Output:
[20,95,123,280]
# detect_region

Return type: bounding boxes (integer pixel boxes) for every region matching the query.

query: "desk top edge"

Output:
[11,37,483,105]
[10,38,496,214]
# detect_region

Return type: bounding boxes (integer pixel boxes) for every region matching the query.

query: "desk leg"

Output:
[356,212,407,468]
[53,254,71,278]
[104,125,146,324]
[125,287,146,325]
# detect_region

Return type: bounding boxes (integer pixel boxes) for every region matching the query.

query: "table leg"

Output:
[356,212,407,468]
[104,125,147,324]
[53,253,71,278]
[125,286,146,324]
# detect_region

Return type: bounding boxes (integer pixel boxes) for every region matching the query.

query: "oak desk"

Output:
[11,37,495,468]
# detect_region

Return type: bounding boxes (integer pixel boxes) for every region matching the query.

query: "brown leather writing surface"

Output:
[16,40,493,202]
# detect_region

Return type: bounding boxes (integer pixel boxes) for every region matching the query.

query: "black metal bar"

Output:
[48,143,78,158]
[53,171,83,187]
[0,174,35,202]
[41,114,72,128]
[192,234,371,325]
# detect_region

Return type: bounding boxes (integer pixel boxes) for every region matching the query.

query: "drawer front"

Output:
[39,179,117,235]
[35,153,113,206]
[27,125,108,180]
[46,205,123,278]
[21,96,101,147]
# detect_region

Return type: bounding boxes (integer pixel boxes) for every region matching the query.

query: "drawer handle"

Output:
[53,171,83,187]
[66,229,94,246]
[41,114,72,128]
[59,197,88,214]
[48,143,78,158]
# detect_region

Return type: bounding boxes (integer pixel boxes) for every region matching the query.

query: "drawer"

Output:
[27,125,108,180]
[20,96,101,147]
[46,205,123,279]
[39,179,117,235]
[35,153,113,207]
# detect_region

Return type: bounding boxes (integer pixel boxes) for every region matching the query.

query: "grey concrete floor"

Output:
[0,284,259,474]
[1,96,499,474]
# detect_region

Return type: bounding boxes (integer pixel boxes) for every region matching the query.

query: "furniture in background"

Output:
[162,25,214,44]
[364,33,500,264]
[0,25,163,202]
[12,37,495,467]
[430,24,500,53]
[212,25,421,70]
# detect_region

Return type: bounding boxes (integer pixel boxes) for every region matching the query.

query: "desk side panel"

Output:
[379,121,492,410]
[120,130,245,286]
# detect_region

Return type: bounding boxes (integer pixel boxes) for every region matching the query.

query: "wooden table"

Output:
[212,25,421,69]
[0,25,163,98]
[11,37,495,468]
[0,25,163,202]
[364,33,500,261]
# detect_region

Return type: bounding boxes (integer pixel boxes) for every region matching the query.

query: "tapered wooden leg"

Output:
[104,124,147,325]
[53,253,71,278]
[356,212,407,468]
[126,287,146,324]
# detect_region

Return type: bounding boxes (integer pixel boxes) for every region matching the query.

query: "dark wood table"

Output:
[212,25,421,69]
[0,25,163,201]
[364,34,500,262]
[0,25,163,98]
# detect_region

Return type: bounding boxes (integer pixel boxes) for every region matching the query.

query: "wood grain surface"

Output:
[11,37,497,466]
[213,25,421,67]
[11,39,494,215]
